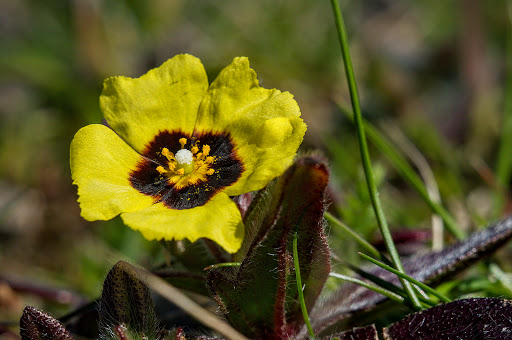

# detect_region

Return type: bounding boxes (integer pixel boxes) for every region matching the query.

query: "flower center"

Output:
[175,149,194,174]
[155,137,216,189]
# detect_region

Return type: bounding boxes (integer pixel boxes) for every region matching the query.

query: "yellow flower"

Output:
[70,54,306,253]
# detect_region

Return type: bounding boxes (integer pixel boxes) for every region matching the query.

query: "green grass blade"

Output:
[329,0,421,309]
[329,272,405,304]
[358,253,451,303]
[492,6,512,218]
[344,263,436,309]
[293,232,315,339]
[338,104,465,240]
[203,262,241,271]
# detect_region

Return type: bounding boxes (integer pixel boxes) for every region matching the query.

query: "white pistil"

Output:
[175,149,194,165]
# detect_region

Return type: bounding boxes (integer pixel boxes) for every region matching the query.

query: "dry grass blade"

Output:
[381,121,444,250]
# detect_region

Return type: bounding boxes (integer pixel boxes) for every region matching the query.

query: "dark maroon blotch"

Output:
[129,130,244,210]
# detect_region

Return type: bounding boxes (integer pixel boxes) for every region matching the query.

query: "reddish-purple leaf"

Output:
[383,298,512,339]
[326,324,378,339]
[20,306,75,340]
[311,216,512,333]
[207,155,330,339]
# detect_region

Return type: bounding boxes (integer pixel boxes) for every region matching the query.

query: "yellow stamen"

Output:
[179,138,187,149]
[161,148,174,161]
[156,141,216,188]
[202,145,211,156]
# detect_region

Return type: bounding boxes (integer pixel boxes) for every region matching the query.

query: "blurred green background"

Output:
[1,0,511,325]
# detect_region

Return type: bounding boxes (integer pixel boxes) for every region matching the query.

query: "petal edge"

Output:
[101,54,208,152]
[70,124,154,221]
[195,57,307,195]
[121,193,244,253]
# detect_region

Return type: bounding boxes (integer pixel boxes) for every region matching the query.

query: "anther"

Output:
[161,148,174,161]
[179,138,187,149]
[202,145,211,156]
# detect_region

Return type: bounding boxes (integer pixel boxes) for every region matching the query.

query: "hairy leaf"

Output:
[326,324,378,340]
[207,155,330,339]
[20,306,75,340]
[99,260,158,339]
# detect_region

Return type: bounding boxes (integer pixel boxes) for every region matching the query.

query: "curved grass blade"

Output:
[329,0,420,308]
[329,272,404,304]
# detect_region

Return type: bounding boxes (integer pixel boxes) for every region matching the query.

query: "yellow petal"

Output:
[70,124,154,221]
[100,54,208,153]
[226,116,306,195]
[120,193,244,253]
[195,57,307,195]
